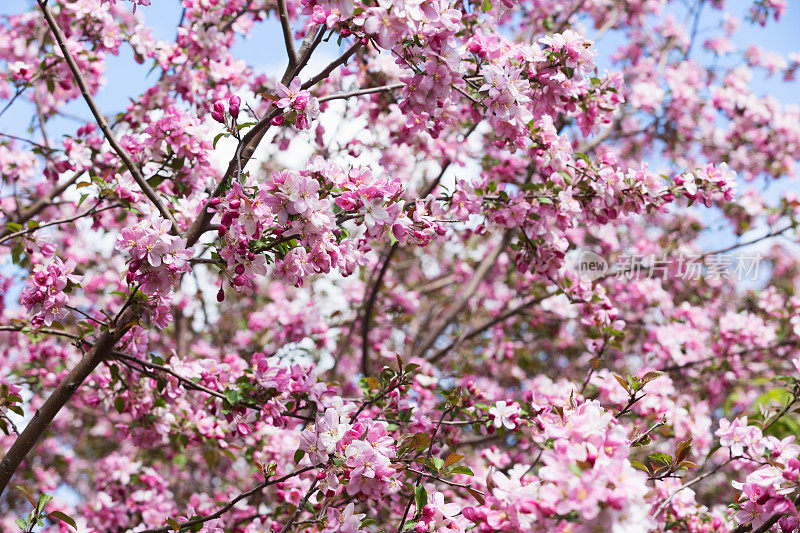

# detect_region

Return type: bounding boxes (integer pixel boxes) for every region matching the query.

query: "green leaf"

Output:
[114,396,125,414]
[225,388,242,407]
[426,456,444,473]
[648,452,672,465]
[293,449,306,464]
[481,0,492,11]
[47,511,77,530]
[11,242,23,265]
[448,465,474,476]
[213,132,230,149]
[642,370,666,384]
[15,518,27,530]
[37,493,53,509]
[15,485,36,507]
[414,485,427,512]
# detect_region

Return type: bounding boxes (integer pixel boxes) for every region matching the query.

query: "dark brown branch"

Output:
[184,32,358,247]
[139,466,318,533]
[0,307,139,495]
[360,245,398,375]
[1,171,82,239]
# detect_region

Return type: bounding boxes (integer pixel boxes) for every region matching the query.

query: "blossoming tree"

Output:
[2,0,800,531]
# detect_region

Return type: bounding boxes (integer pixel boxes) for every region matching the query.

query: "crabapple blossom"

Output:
[20,257,79,328]
[4,0,800,531]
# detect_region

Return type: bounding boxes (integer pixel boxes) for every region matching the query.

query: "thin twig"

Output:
[139,466,318,533]
[37,0,179,233]
[0,202,120,245]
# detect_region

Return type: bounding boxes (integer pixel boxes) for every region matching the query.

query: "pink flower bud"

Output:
[41,243,56,257]
[467,40,483,55]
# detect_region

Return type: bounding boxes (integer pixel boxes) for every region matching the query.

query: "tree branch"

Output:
[414,231,510,358]
[0,201,120,245]
[139,466,318,533]
[0,306,139,495]
[37,0,179,233]
[276,0,296,68]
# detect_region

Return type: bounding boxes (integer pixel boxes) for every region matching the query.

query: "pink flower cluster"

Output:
[465,400,653,531]
[299,407,401,501]
[323,502,366,533]
[718,416,800,530]
[114,217,191,325]
[251,352,318,426]
[675,162,739,206]
[272,77,320,130]
[209,159,441,289]
[20,257,79,328]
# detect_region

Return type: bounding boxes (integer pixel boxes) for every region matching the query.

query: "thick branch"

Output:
[0,307,138,495]
[184,31,357,247]
[360,244,398,376]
